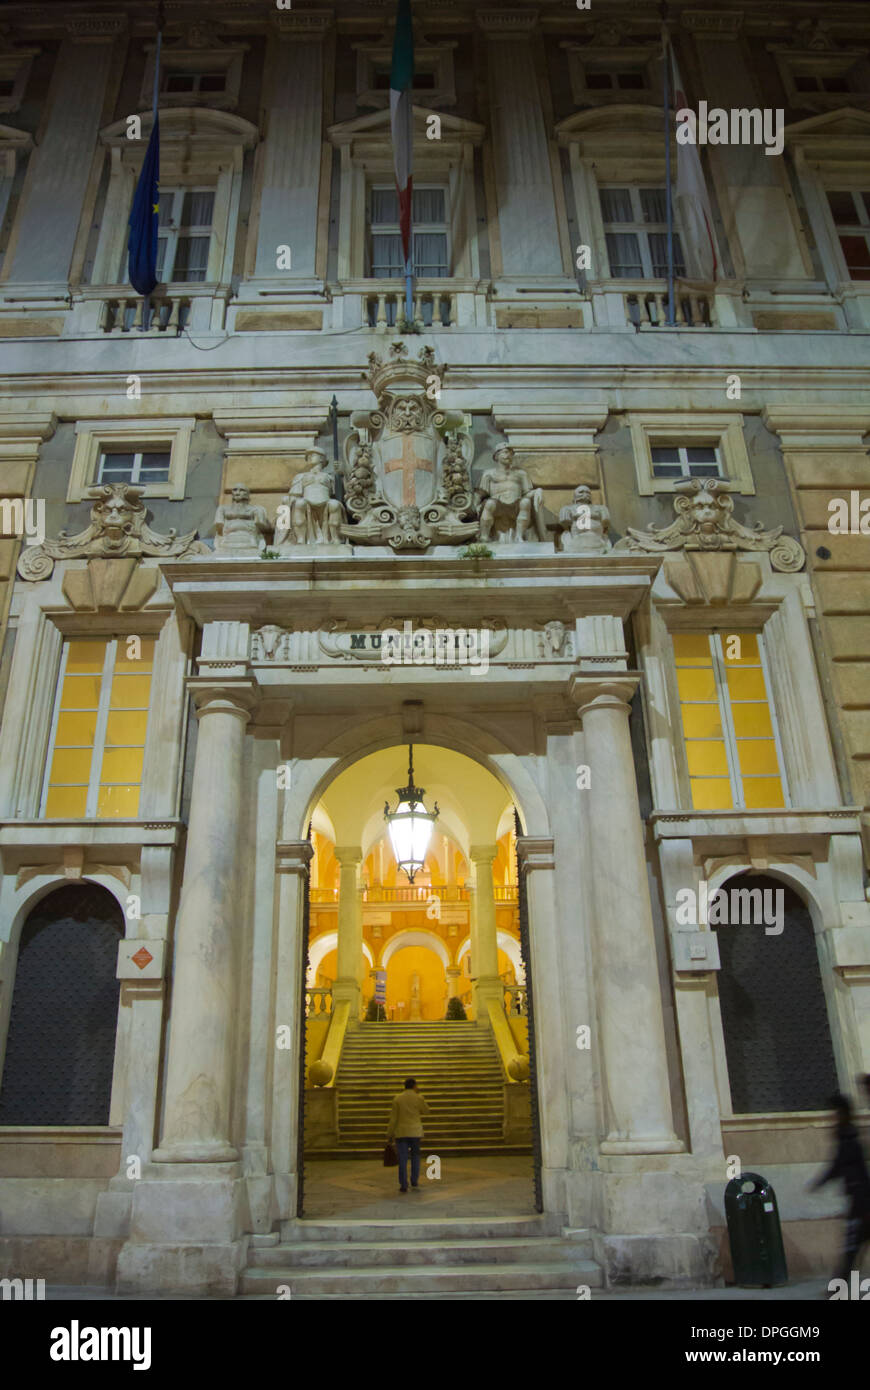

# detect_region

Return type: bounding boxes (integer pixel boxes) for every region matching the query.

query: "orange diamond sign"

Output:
[131,946,153,971]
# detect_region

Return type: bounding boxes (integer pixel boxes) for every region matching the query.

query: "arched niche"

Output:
[0,883,124,1125]
[713,872,838,1113]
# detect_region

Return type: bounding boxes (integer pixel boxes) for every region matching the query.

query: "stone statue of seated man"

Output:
[214,483,271,554]
[559,484,611,555]
[475,445,546,544]
[275,450,347,546]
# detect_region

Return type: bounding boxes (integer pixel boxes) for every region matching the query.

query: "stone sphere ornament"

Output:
[508,1055,530,1081]
[309,1060,333,1087]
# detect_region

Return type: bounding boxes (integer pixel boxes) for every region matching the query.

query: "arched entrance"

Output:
[0,883,124,1125]
[298,742,541,1216]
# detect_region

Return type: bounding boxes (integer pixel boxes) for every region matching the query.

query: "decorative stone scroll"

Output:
[341,342,478,551]
[613,478,805,572]
[17,483,207,581]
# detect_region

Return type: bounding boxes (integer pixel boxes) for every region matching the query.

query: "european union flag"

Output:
[128,116,160,296]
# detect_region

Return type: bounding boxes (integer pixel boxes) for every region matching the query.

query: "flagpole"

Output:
[404,255,413,327]
[145,2,164,332]
[662,18,676,327]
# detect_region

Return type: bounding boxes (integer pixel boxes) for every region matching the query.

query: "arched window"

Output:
[714,873,838,1113]
[0,884,123,1125]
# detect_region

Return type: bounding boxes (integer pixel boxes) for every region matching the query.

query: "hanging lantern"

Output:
[384,744,439,883]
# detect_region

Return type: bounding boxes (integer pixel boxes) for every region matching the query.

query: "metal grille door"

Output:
[0,884,123,1125]
[715,876,838,1113]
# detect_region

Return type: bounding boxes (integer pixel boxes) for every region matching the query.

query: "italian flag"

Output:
[390,0,414,265]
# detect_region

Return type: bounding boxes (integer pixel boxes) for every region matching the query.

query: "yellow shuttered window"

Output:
[43,637,154,819]
[672,631,787,812]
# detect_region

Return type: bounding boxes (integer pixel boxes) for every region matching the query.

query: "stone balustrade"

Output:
[100,294,191,334]
[364,283,456,331]
[625,288,714,328]
[305,986,333,1019]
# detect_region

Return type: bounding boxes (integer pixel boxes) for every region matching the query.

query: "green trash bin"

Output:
[724,1171,788,1287]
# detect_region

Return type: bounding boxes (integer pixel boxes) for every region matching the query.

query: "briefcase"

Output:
[383,1141,398,1168]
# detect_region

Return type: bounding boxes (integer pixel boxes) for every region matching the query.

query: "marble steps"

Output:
[247,1235,594,1270]
[280,1214,564,1240]
[242,1217,602,1295]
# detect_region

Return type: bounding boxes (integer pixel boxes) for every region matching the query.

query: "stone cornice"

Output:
[515,836,554,872]
[275,839,315,875]
[763,405,870,448]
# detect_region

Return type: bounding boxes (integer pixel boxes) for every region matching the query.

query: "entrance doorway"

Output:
[297,744,541,1218]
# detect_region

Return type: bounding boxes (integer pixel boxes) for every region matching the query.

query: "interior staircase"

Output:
[322,1019,527,1157]
[241,1214,604,1298]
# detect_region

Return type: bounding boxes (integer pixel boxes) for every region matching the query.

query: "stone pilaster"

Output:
[573,677,682,1154]
[333,846,363,1014]
[764,407,870,863]
[271,838,314,1220]
[477,9,566,283]
[2,18,125,292]
[248,11,332,294]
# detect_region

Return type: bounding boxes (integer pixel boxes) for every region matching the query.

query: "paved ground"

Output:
[300,1153,536,1218]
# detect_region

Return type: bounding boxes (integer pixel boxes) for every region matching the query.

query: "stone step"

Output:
[306,1144,532,1159]
[281,1214,565,1241]
[240,1259,602,1296]
[251,1236,592,1269]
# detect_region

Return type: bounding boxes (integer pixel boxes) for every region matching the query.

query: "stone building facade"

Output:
[0,0,869,1296]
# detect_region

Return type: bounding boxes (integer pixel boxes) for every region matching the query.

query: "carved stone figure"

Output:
[475,446,547,544]
[214,484,271,555]
[17,482,207,581]
[275,450,346,546]
[540,620,568,658]
[558,484,611,555]
[613,477,805,572]
[344,440,377,515]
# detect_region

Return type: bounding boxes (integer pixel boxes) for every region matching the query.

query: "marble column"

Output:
[446,964,461,1000]
[152,680,256,1163]
[470,845,503,1018]
[333,846,363,1014]
[574,678,682,1154]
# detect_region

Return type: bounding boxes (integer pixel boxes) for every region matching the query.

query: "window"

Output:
[599,187,685,279]
[68,419,194,502]
[163,70,226,96]
[369,185,449,279]
[628,414,754,496]
[585,67,646,92]
[651,444,722,481]
[43,638,154,819]
[673,631,786,812]
[826,190,870,281]
[97,450,171,486]
[156,188,215,284]
[794,72,850,94]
